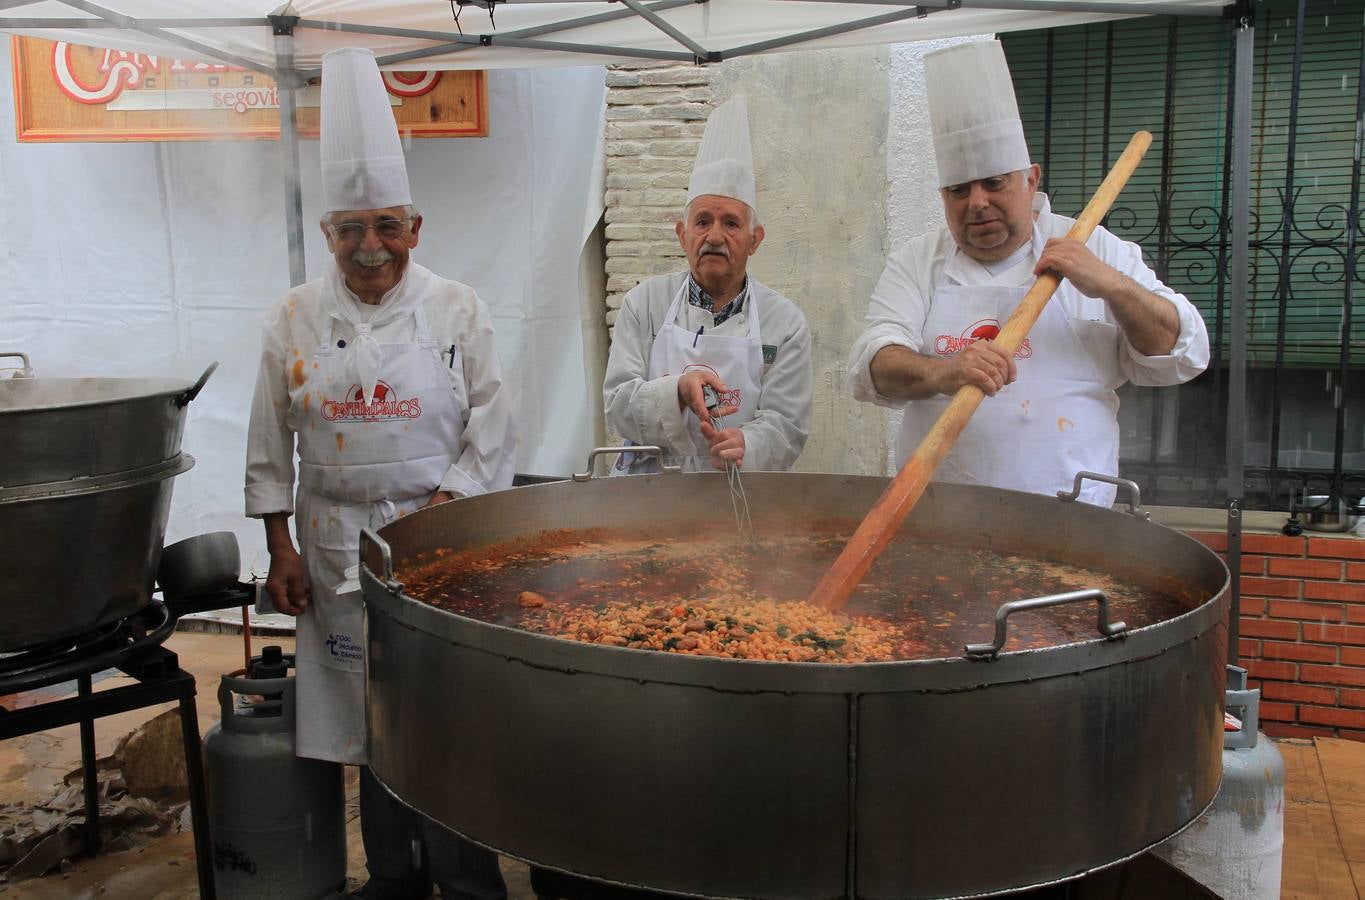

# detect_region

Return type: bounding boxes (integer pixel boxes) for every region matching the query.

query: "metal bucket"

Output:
[360,470,1230,899]
[0,354,215,651]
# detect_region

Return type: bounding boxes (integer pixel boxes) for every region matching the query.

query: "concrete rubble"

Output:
[0,709,189,884]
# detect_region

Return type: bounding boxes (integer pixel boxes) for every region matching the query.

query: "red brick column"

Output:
[1186,530,1365,741]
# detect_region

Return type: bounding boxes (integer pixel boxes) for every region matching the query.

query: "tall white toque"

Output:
[924,40,1032,189]
[687,95,757,213]
[320,47,411,213]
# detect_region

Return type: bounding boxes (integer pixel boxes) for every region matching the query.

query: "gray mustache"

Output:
[352,249,394,267]
[700,243,730,258]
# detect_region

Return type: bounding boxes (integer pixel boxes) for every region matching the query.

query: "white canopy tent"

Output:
[1,0,1230,285]
[1,1,1228,74]
[0,0,1255,649]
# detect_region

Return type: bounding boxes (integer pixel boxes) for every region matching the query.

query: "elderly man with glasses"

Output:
[245,47,514,900]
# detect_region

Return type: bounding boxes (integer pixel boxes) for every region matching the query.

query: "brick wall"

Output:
[1187,529,1365,740]
[603,63,713,334]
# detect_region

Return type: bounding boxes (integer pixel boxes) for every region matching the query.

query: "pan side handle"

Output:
[176,360,220,407]
[360,527,403,593]
[1057,470,1150,520]
[572,445,682,481]
[964,589,1128,660]
[0,351,33,378]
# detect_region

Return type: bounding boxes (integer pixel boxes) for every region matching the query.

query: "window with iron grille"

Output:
[1002,0,1365,512]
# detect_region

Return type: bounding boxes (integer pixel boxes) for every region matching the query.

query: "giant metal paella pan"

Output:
[359,463,1229,900]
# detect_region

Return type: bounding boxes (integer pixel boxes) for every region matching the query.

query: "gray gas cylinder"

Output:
[203,646,347,899]
[1154,665,1285,899]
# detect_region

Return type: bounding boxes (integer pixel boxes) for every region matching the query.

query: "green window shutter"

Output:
[1002,0,1365,368]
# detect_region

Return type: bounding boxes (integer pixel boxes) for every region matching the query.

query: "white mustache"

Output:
[699,243,730,258]
[352,248,394,267]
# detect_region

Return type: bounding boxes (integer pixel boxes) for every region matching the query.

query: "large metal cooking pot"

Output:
[0,354,215,651]
[0,353,214,488]
[360,471,1229,900]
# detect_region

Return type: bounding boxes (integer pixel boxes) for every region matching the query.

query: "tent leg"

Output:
[275,29,307,287]
[1226,7,1253,666]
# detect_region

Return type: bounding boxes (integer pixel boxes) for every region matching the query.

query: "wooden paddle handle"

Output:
[809,131,1154,611]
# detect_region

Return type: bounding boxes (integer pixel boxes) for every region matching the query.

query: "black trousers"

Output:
[359,765,507,900]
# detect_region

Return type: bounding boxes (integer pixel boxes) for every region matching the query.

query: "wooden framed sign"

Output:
[11,36,488,142]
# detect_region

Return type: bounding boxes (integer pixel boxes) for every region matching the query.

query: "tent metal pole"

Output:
[356,37,691,74]
[0,17,110,25]
[770,0,1224,12]
[273,24,307,288]
[296,1,693,47]
[0,16,268,26]
[292,0,697,74]
[946,0,1225,15]
[468,35,694,60]
[295,20,509,43]
[1226,5,1252,666]
[617,0,714,61]
[124,17,269,26]
[724,6,944,58]
[47,0,279,76]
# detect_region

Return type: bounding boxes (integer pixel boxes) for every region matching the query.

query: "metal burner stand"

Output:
[0,595,245,900]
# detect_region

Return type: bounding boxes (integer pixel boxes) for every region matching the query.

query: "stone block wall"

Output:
[603,63,713,332]
[1187,529,1365,739]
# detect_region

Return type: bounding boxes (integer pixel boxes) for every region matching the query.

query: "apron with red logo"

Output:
[898,227,1122,507]
[634,278,764,473]
[288,303,465,763]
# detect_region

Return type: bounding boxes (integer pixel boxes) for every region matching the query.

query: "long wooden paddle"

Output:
[809,130,1154,611]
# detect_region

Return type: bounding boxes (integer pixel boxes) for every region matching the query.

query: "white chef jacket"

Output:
[245,261,516,517]
[604,270,813,471]
[846,193,1210,489]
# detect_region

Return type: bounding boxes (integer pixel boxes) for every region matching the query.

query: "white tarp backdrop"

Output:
[0,37,607,576]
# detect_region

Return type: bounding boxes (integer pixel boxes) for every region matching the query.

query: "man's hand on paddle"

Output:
[935,340,1017,397]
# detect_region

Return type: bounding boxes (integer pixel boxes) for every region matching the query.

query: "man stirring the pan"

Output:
[847,40,1209,507]
[244,47,513,900]
[603,96,813,474]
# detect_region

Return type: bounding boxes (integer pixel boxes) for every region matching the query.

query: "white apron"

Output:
[623,279,764,473]
[289,303,465,764]
[898,228,1122,507]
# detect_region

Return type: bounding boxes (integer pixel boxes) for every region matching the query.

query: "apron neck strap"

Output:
[665,275,760,341]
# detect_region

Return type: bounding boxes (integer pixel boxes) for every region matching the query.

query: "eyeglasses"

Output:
[328,218,412,244]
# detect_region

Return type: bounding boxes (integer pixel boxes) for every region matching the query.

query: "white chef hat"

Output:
[924,40,1032,188]
[320,47,411,213]
[687,95,757,213]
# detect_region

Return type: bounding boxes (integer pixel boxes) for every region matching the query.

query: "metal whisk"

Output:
[704,385,757,551]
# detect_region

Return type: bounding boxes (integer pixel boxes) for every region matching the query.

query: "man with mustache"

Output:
[604,96,813,474]
[847,40,1208,507]
[245,47,513,900]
